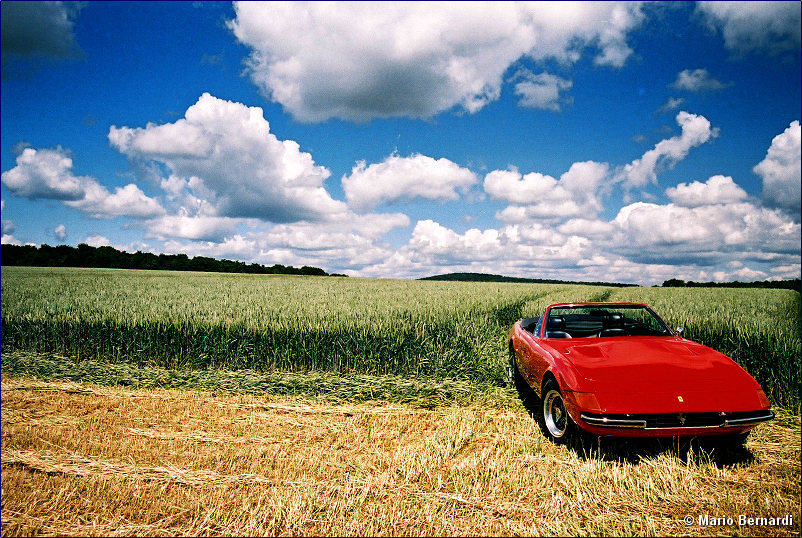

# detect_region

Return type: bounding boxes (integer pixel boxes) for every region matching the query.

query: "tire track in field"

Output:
[2,448,276,486]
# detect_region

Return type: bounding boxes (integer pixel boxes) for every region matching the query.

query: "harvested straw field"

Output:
[1,375,799,536]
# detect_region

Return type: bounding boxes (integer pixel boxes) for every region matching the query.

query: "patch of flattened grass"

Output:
[1,350,516,409]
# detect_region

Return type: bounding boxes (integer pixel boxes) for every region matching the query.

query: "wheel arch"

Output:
[541,370,559,394]
[540,366,584,400]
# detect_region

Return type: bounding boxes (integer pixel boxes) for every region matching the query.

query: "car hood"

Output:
[548,337,764,414]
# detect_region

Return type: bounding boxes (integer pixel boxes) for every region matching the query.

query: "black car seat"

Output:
[599,312,626,337]
[546,315,571,338]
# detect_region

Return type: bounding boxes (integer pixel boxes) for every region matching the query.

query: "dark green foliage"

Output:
[662,277,800,292]
[0,243,331,276]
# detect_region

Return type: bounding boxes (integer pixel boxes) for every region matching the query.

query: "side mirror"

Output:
[675,327,684,337]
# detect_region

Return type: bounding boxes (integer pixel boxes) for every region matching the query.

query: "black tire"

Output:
[541,379,576,444]
[506,347,518,386]
[508,348,540,417]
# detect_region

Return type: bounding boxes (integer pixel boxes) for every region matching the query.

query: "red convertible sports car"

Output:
[508,302,774,444]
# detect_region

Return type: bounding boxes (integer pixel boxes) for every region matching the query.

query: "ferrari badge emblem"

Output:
[677,395,684,403]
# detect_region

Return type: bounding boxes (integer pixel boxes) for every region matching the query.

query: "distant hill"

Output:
[419,272,636,287]
[418,272,800,292]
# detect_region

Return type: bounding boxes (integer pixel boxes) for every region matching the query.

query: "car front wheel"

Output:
[541,379,575,444]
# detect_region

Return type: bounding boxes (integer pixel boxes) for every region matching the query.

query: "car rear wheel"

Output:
[506,348,517,385]
[508,348,541,417]
[541,379,575,444]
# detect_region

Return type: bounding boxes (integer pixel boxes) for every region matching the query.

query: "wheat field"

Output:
[1,267,799,406]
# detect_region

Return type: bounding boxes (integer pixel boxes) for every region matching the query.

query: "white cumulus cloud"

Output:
[109,93,346,223]
[486,160,609,220]
[658,97,685,113]
[0,200,14,237]
[696,1,801,57]
[84,234,111,248]
[259,212,410,269]
[54,224,67,240]
[66,182,166,220]
[1,146,165,219]
[356,164,800,282]
[511,69,573,111]
[162,235,258,262]
[753,120,801,219]
[612,201,800,263]
[342,154,477,212]
[408,220,503,263]
[617,111,718,188]
[665,175,748,207]
[1,147,87,200]
[670,68,729,92]
[1,234,22,245]
[228,1,644,122]
[144,215,240,242]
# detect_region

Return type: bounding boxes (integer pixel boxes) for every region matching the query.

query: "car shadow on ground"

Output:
[567,433,755,467]
[511,376,755,468]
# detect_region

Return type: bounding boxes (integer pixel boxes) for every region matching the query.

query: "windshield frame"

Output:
[540,302,674,339]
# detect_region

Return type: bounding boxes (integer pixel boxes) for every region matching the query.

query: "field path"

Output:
[2,376,799,536]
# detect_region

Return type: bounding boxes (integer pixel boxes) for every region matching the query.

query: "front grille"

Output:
[646,412,723,428]
[580,410,774,429]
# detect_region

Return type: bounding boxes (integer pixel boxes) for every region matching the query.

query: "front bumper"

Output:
[577,409,775,437]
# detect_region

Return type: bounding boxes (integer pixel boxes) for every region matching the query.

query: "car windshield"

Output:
[544,304,673,339]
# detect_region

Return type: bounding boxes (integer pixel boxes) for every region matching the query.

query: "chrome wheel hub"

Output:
[544,390,567,438]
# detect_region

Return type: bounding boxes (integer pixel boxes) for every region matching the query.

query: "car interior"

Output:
[537,308,671,338]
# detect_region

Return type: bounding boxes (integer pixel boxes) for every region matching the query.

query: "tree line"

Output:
[662,277,800,292]
[0,243,341,277]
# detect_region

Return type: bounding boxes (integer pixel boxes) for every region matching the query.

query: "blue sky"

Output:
[1,1,800,284]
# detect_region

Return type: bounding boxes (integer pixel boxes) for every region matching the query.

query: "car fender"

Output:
[509,320,584,398]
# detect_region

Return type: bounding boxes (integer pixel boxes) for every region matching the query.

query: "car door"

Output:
[515,321,549,394]
[526,337,552,394]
